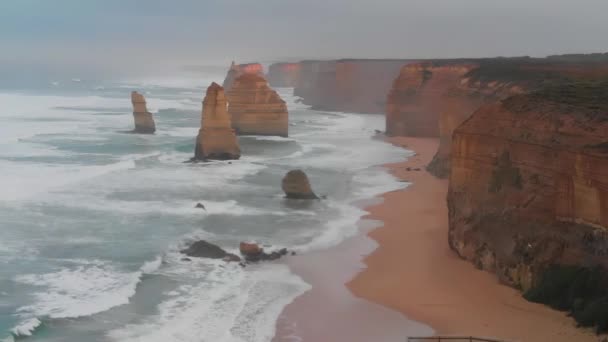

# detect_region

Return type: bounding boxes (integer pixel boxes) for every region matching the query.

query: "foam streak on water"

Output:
[0,79,411,342]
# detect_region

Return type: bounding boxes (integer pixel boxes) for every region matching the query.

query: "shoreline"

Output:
[348,137,596,342]
[275,136,597,342]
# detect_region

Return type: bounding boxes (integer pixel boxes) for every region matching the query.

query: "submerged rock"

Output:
[281,170,318,199]
[195,203,206,210]
[180,240,241,261]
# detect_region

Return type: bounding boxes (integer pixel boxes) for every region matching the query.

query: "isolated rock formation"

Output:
[193,83,241,161]
[293,59,409,113]
[131,91,156,134]
[282,170,318,199]
[267,62,301,87]
[239,242,289,262]
[448,80,608,291]
[226,73,289,137]
[181,240,241,261]
[222,61,264,91]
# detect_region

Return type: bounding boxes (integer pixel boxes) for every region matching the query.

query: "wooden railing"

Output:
[408,337,511,342]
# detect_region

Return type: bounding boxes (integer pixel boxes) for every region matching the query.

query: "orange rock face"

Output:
[293,59,409,113]
[385,62,477,138]
[448,82,608,290]
[131,91,156,134]
[194,83,241,160]
[226,73,289,137]
[222,61,264,91]
[267,63,301,88]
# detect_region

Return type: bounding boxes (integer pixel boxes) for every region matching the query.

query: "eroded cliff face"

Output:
[226,73,289,137]
[293,59,409,113]
[131,91,156,134]
[222,62,264,91]
[267,63,301,88]
[194,82,240,160]
[448,82,608,292]
[385,58,608,178]
[385,62,478,138]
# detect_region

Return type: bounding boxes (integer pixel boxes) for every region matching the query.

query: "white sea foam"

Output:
[0,159,136,202]
[240,135,296,142]
[11,257,162,336]
[108,260,310,342]
[10,318,41,337]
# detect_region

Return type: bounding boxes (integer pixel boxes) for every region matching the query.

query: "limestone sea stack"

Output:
[193,83,241,161]
[226,73,289,137]
[222,61,264,91]
[131,91,156,134]
[281,170,318,199]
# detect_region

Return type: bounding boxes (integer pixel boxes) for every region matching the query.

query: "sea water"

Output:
[0,70,411,342]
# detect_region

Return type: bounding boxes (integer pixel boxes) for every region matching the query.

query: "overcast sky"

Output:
[1,0,607,74]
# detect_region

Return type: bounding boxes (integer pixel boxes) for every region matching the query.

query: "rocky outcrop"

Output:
[131,91,156,134]
[193,82,241,161]
[448,81,608,295]
[226,73,289,137]
[239,242,289,262]
[222,61,264,91]
[282,170,318,199]
[181,240,241,261]
[267,63,301,88]
[293,59,409,113]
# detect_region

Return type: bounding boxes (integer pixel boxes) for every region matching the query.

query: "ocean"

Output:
[0,69,410,342]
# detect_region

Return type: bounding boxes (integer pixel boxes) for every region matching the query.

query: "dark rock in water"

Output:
[281,170,318,199]
[195,203,206,210]
[291,251,297,256]
[406,167,412,171]
[181,240,241,262]
[239,241,293,262]
[181,257,192,262]
[374,129,383,134]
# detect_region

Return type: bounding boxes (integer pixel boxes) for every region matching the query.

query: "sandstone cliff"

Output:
[226,73,289,137]
[384,57,608,178]
[293,59,409,113]
[447,82,608,329]
[131,91,156,134]
[194,82,240,160]
[222,62,264,91]
[267,63,301,88]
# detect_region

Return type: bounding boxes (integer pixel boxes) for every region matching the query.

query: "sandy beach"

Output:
[347,137,597,342]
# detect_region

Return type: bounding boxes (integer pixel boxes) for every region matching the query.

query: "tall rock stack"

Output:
[194,83,241,161]
[131,91,156,134]
[226,73,289,137]
[222,61,264,91]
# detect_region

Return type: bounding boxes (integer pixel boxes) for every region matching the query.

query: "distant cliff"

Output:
[227,73,289,137]
[384,57,608,178]
[267,63,301,88]
[292,59,410,113]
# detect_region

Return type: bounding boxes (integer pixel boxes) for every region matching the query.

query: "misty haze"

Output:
[0,1,607,342]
